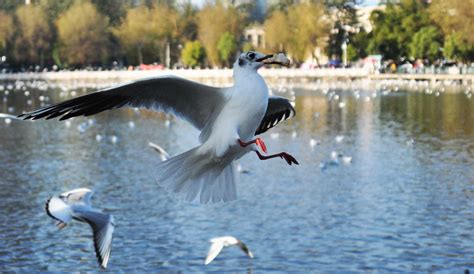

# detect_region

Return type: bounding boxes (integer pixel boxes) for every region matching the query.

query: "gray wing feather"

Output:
[19,76,225,130]
[75,210,115,269]
[255,96,295,135]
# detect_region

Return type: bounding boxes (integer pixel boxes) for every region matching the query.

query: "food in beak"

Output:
[261,53,291,67]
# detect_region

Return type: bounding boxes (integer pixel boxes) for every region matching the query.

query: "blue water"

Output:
[0,81,473,272]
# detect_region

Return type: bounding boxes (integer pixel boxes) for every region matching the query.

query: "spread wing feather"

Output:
[255,96,295,135]
[18,76,224,130]
[76,210,115,269]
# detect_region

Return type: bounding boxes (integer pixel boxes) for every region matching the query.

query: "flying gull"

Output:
[148,141,170,161]
[20,51,298,203]
[45,188,115,269]
[205,236,254,265]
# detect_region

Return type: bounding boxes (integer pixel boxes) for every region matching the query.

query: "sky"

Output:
[362,0,380,6]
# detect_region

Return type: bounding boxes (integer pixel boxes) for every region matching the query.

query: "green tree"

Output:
[367,9,400,60]
[39,0,74,19]
[346,44,358,62]
[114,4,179,65]
[178,2,198,41]
[429,0,473,44]
[14,4,53,67]
[0,10,13,55]
[56,0,110,66]
[443,33,474,62]
[348,28,369,61]
[429,0,474,61]
[325,0,361,60]
[264,10,289,53]
[409,26,442,62]
[0,0,24,12]
[114,6,153,65]
[90,0,130,26]
[181,40,204,68]
[265,2,329,64]
[217,32,237,67]
[287,3,329,63]
[368,0,432,62]
[197,2,244,67]
[150,4,180,67]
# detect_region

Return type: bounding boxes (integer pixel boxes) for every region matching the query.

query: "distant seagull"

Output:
[342,156,352,165]
[45,188,115,269]
[205,236,254,265]
[20,51,298,203]
[236,163,251,174]
[309,138,321,148]
[335,135,344,143]
[148,141,170,161]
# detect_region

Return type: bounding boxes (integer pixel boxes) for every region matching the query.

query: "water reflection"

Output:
[0,81,473,272]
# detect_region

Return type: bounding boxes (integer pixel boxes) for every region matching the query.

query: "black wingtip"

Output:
[17,113,30,120]
[93,235,109,270]
[45,197,61,222]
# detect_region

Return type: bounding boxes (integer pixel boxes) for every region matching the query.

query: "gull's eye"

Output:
[247,52,255,60]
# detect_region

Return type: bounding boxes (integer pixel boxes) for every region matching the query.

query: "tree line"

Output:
[357,0,474,64]
[0,0,472,71]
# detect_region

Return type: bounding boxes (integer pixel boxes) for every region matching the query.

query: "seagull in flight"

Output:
[45,188,115,269]
[205,236,254,265]
[20,51,298,203]
[148,141,170,161]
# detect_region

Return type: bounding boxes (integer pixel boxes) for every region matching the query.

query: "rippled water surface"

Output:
[0,80,473,272]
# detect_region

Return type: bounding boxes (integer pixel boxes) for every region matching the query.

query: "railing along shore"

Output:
[0,68,473,87]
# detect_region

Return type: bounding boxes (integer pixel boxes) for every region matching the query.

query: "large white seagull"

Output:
[20,51,298,203]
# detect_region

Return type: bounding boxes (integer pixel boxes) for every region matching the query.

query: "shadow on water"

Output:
[0,82,473,271]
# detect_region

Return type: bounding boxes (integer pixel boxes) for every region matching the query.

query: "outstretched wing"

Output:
[255,96,295,135]
[19,76,225,130]
[205,240,225,265]
[76,210,115,269]
[60,188,93,206]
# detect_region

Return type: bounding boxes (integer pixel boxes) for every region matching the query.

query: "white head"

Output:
[233,51,290,71]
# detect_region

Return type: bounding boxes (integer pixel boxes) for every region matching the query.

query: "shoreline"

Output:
[0,68,472,91]
[0,68,367,82]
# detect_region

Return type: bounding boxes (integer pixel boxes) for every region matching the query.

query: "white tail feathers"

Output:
[156,147,237,203]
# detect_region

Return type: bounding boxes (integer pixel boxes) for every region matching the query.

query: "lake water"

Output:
[0,80,473,272]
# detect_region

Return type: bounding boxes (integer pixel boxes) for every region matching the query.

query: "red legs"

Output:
[256,150,299,166]
[238,138,267,153]
[238,137,298,165]
[55,222,67,230]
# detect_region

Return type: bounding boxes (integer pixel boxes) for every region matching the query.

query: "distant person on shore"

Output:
[390,63,397,73]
